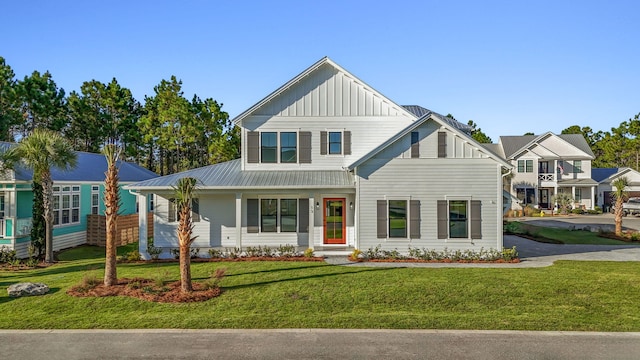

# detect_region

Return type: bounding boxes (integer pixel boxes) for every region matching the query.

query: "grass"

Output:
[505,221,640,245]
[1,244,640,331]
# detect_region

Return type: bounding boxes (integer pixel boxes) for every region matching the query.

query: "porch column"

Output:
[591,186,595,210]
[138,193,149,260]
[308,194,315,250]
[7,188,16,217]
[571,186,576,208]
[235,193,242,248]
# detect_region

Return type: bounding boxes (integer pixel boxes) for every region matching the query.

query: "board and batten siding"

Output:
[357,157,501,252]
[240,62,415,171]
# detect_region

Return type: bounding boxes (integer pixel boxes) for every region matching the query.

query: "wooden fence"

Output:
[86,213,154,247]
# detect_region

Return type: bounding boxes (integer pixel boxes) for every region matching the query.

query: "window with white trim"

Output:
[53,185,81,226]
[260,198,298,233]
[91,185,100,215]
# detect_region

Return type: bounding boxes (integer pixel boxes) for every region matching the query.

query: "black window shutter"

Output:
[320,131,327,155]
[298,198,309,233]
[247,199,259,233]
[192,198,200,222]
[299,132,312,163]
[410,200,420,239]
[344,131,351,155]
[247,131,259,163]
[168,198,176,223]
[377,200,387,239]
[438,132,447,158]
[471,200,482,239]
[437,200,448,239]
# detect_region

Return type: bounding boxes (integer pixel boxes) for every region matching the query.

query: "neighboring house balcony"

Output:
[0,217,32,239]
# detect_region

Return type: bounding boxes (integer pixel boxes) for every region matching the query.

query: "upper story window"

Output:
[411,131,420,158]
[261,132,277,163]
[573,160,582,173]
[280,132,297,163]
[517,160,534,173]
[53,185,81,226]
[321,131,351,156]
[329,132,342,154]
[247,131,310,164]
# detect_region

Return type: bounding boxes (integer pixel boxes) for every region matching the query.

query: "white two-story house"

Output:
[499,132,597,211]
[127,57,511,257]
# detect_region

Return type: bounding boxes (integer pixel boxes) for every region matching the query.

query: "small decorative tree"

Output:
[103,144,121,286]
[551,192,573,215]
[612,177,629,236]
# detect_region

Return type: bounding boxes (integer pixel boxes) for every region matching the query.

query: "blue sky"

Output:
[4,0,639,141]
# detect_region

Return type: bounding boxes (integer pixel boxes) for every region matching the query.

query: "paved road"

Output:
[517,212,640,231]
[1,329,639,360]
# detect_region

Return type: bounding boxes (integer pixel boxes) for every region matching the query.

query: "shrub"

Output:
[502,246,519,261]
[208,248,224,259]
[350,248,363,259]
[147,238,163,260]
[277,244,297,257]
[365,245,383,260]
[190,247,200,259]
[571,208,584,215]
[170,248,180,259]
[225,247,242,259]
[303,248,314,258]
[126,250,141,261]
[77,272,101,292]
[0,246,17,264]
[152,270,170,288]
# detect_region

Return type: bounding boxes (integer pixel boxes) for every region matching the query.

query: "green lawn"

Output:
[1,244,639,331]
[505,221,640,245]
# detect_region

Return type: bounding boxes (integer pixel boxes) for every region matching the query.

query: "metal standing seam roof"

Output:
[402,105,473,133]
[498,133,595,159]
[556,178,599,186]
[126,159,355,189]
[591,168,619,183]
[1,141,157,182]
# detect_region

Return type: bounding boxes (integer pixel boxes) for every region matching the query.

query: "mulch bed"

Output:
[67,278,221,303]
[119,256,325,264]
[347,256,520,263]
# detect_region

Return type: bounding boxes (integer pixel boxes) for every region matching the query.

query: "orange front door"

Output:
[323,198,346,244]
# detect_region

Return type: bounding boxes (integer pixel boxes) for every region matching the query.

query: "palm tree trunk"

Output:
[615,197,623,236]
[103,145,120,286]
[179,242,192,292]
[41,171,54,263]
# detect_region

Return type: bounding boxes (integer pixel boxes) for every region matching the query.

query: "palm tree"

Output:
[612,176,629,236]
[103,144,121,286]
[174,177,198,292]
[6,129,77,263]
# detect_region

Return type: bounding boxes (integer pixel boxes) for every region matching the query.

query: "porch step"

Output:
[313,246,353,256]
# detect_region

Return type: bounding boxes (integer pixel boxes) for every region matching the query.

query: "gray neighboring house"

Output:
[593,167,640,211]
[498,132,598,211]
[126,57,511,258]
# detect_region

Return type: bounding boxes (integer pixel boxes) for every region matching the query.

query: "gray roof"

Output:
[481,143,505,158]
[1,141,157,183]
[592,168,619,183]
[498,133,594,159]
[557,178,599,186]
[402,105,473,133]
[126,159,355,190]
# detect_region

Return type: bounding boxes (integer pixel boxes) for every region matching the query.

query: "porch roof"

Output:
[557,178,598,186]
[126,159,355,190]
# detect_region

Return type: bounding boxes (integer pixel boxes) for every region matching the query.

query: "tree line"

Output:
[0,56,239,175]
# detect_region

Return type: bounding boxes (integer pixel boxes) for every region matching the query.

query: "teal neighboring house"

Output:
[0,141,157,258]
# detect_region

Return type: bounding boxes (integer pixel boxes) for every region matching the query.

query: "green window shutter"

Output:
[247,199,259,233]
[168,198,176,223]
[437,200,448,239]
[344,131,351,155]
[410,200,420,239]
[192,198,200,222]
[471,200,482,239]
[247,131,259,163]
[299,131,312,163]
[377,200,387,239]
[438,132,447,158]
[320,131,327,155]
[298,198,309,233]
